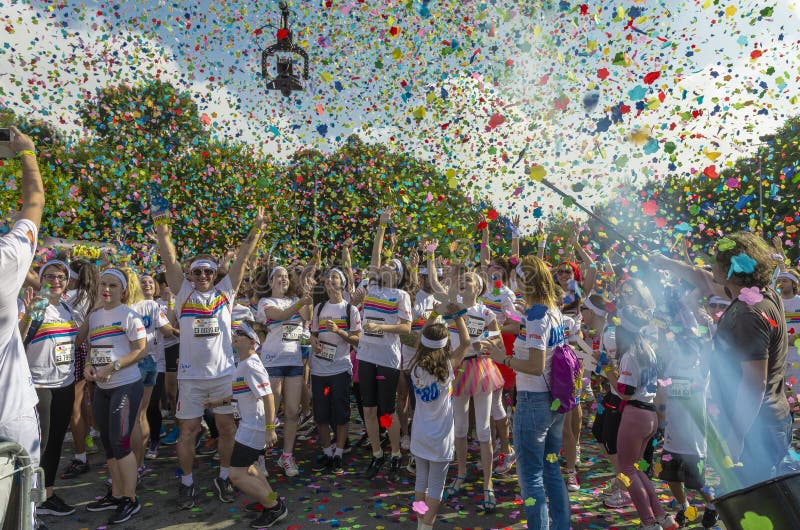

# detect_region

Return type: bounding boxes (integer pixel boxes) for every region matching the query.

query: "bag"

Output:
[545,313,582,414]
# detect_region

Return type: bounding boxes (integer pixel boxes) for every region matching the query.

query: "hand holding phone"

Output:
[0,128,14,159]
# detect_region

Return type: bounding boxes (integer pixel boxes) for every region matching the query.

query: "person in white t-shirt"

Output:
[254,265,312,477]
[357,208,412,481]
[152,203,269,509]
[310,268,362,475]
[83,268,147,525]
[0,126,44,530]
[204,321,288,528]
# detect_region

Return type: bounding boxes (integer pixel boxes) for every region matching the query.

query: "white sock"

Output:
[323,446,334,457]
[181,473,193,486]
[219,467,230,480]
[74,453,87,463]
[334,447,343,457]
[682,500,690,509]
[373,449,383,459]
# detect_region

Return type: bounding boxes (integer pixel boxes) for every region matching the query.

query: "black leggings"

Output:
[93,381,143,460]
[147,372,165,444]
[36,385,75,488]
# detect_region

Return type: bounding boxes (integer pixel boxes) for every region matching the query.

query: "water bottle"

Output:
[29,284,50,321]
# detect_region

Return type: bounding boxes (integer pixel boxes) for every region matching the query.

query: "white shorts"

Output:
[176,376,234,419]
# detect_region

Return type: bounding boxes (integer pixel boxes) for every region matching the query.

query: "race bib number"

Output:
[316,341,337,362]
[55,342,74,365]
[668,378,692,398]
[364,317,385,338]
[193,317,220,337]
[467,315,485,338]
[231,399,241,421]
[90,346,114,366]
[282,323,303,342]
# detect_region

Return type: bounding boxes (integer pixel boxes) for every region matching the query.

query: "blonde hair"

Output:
[516,255,558,308]
[120,267,144,305]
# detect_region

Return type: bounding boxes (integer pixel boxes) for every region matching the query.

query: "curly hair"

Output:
[409,323,451,383]
[714,232,776,289]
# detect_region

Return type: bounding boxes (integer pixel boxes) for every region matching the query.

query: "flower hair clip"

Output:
[728,252,757,279]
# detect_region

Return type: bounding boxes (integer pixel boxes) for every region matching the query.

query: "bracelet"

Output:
[265,423,276,430]
[22,316,32,323]
[442,308,467,320]
[503,356,512,367]
[378,223,387,229]
[429,310,439,319]
[17,149,36,158]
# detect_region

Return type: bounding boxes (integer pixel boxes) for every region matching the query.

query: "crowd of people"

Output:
[0,128,798,530]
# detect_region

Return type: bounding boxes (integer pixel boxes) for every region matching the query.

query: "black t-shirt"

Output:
[712,288,789,422]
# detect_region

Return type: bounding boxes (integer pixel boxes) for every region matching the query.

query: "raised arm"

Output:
[228,206,268,292]
[425,241,445,299]
[511,215,521,258]
[150,183,185,294]
[480,217,491,270]
[575,239,597,295]
[341,238,355,294]
[370,208,392,273]
[11,126,45,228]
[536,220,546,259]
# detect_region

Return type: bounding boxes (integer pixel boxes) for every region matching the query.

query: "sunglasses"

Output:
[557,269,573,274]
[192,268,216,277]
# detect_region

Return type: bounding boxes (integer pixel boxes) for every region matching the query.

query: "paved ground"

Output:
[41,410,733,530]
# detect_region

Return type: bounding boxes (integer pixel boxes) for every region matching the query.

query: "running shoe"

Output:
[86,489,121,512]
[387,455,402,482]
[656,513,679,530]
[313,454,333,472]
[146,440,160,459]
[400,435,411,451]
[61,459,90,479]
[161,428,180,446]
[363,454,386,479]
[250,498,288,528]
[177,482,197,509]
[277,454,299,477]
[604,489,632,508]
[602,478,619,497]
[298,411,314,430]
[495,449,517,475]
[196,437,218,456]
[565,471,580,492]
[108,497,140,525]
[331,455,344,476]
[37,494,76,516]
[701,508,719,528]
[406,455,416,476]
[213,477,235,503]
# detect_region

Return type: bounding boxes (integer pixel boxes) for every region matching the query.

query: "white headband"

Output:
[420,335,448,349]
[389,258,404,278]
[236,321,261,345]
[709,296,731,306]
[101,269,128,290]
[39,260,71,282]
[419,266,443,277]
[778,271,799,284]
[269,266,288,281]
[190,259,218,272]
[328,268,347,288]
[515,263,526,280]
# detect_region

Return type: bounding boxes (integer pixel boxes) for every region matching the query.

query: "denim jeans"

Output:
[513,391,570,530]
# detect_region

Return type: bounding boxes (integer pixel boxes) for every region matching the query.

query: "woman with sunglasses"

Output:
[254,265,312,477]
[153,204,269,509]
[21,260,81,519]
[83,268,147,524]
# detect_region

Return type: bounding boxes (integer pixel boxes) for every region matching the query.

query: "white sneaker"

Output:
[637,523,663,530]
[406,455,416,476]
[400,435,411,451]
[495,449,516,475]
[604,489,632,508]
[565,471,580,492]
[277,454,299,477]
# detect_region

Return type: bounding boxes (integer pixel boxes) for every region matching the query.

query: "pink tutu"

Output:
[453,356,504,397]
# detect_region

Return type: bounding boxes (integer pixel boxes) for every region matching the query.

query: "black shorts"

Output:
[358,360,400,414]
[591,392,623,455]
[659,451,706,490]
[165,344,179,373]
[311,372,352,426]
[230,440,263,468]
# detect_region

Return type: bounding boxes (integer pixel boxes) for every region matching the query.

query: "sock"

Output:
[219,467,230,480]
[74,453,87,463]
[681,500,690,509]
[282,452,292,460]
[334,447,343,457]
[323,446,334,457]
[373,449,383,459]
[566,468,576,474]
[181,473,193,486]
[391,451,401,459]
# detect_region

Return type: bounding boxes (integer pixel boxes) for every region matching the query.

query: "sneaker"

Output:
[177,482,197,509]
[602,478,619,497]
[213,477,235,503]
[701,508,719,528]
[87,490,121,512]
[357,431,371,448]
[676,508,687,527]
[636,524,662,530]
[250,498,288,528]
[245,501,263,512]
[196,437,218,456]
[146,440,159,459]
[161,428,180,446]
[277,454,299,477]
[313,454,333,472]
[495,450,517,475]
[159,425,167,438]
[34,516,49,530]
[406,455,416,476]
[400,434,411,451]
[108,496,140,525]
[387,455,402,482]
[565,471,580,492]
[363,453,386,479]
[61,458,90,479]
[137,465,148,483]
[604,489,632,508]
[343,438,353,454]
[331,455,344,476]
[37,494,76,516]
[298,411,314,430]
[657,514,679,530]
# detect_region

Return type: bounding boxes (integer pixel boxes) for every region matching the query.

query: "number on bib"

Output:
[466,315,485,338]
[282,323,302,342]
[90,346,114,366]
[193,317,220,337]
[364,317,385,338]
[668,378,692,398]
[316,341,337,362]
[231,399,241,421]
[55,342,74,365]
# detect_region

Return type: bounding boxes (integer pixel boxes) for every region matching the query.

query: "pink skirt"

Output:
[453,356,504,397]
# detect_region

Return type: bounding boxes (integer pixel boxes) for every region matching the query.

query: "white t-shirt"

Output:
[481,284,517,326]
[88,305,147,389]
[256,296,303,367]
[133,300,170,368]
[661,348,709,457]
[311,300,362,376]
[617,347,658,404]
[63,289,89,329]
[409,363,454,462]
[514,307,566,393]
[357,286,412,369]
[0,220,39,424]
[783,295,800,386]
[401,290,437,370]
[232,355,273,450]
[448,303,496,355]
[25,302,78,388]
[175,276,236,380]
[157,299,180,349]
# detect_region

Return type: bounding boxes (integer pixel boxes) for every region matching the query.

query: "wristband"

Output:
[429,310,439,319]
[265,424,276,430]
[17,149,36,158]
[153,216,170,227]
[378,223,387,229]
[443,308,467,320]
